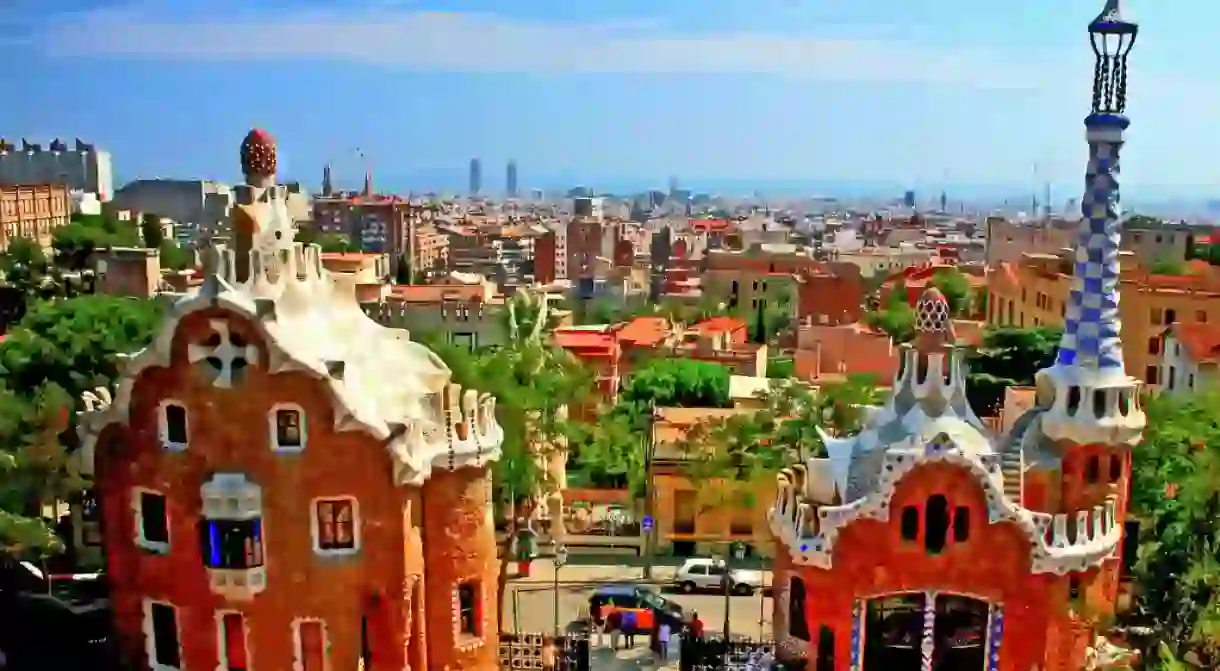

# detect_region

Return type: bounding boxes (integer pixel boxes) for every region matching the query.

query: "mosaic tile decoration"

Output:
[849,599,863,671]
[986,603,1006,671]
[1056,115,1127,374]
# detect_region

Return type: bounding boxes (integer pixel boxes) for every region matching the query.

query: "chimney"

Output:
[233,128,278,282]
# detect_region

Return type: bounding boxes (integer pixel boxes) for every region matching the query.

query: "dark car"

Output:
[0,557,116,669]
[588,584,685,631]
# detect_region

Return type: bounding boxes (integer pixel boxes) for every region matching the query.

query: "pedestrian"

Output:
[690,610,705,639]
[657,621,672,662]
[668,624,683,663]
[607,611,622,651]
[620,609,638,648]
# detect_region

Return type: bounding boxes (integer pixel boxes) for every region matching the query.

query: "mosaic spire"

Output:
[1053,0,1137,383]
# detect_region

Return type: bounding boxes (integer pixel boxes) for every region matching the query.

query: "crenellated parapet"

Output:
[769,444,1122,575]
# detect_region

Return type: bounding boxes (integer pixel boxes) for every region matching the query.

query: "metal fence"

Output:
[679,637,807,671]
[498,631,589,671]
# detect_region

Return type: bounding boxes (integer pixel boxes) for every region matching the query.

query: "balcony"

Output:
[209,566,268,600]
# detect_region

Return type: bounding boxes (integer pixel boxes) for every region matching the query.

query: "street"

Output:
[503,562,774,640]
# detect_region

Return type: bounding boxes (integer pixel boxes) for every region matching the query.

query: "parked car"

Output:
[588,584,685,632]
[0,557,116,669]
[675,557,765,596]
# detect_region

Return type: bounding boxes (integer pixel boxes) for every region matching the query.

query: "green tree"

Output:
[315,233,355,253]
[294,226,318,246]
[965,326,1061,416]
[0,295,163,556]
[427,297,593,630]
[159,242,193,271]
[52,214,141,270]
[621,358,732,409]
[139,214,165,249]
[931,269,972,316]
[1130,389,1220,667]
[864,302,917,344]
[1150,255,1186,276]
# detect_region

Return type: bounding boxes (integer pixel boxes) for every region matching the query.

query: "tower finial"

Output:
[240,129,277,188]
[1087,0,1138,116]
[913,286,955,350]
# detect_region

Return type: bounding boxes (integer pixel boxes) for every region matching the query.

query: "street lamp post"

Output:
[722,540,746,659]
[552,544,568,639]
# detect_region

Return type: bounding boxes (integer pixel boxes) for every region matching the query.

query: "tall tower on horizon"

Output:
[1038,0,1145,447]
[506,159,519,198]
[321,163,333,197]
[469,157,482,197]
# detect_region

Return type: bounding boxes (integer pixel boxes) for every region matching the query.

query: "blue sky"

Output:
[2,0,1217,197]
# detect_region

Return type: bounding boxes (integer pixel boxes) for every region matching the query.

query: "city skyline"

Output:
[5,0,1220,197]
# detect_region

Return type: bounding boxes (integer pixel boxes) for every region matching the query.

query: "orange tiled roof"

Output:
[1170,322,1220,363]
[615,317,670,348]
[320,252,380,262]
[553,329,617,353]
[691,316,747,334]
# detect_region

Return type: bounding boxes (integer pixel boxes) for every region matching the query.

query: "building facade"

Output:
[0,183,70,249]
[76,130,505,671]
[768,5,1144,669]
[0,138,114,200]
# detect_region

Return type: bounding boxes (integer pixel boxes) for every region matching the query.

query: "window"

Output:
[219,613,249,671]
[160,401,188,449]
[1197,310,1208,323]
[271,406,306,451]
[1148,337,1161,355]
[146,601,182,669]
[1151,308,1164,325]
[924,495,949,554]
[296,620,328,671]
[200,519,264,569]
[816,626,835,671]
[1168,366,1177,391]
[313,498,359,554]
[1085,456,1100,484]
[1109,455,1122,483]
[1166,309,1177,324]
[1145,365,1159,385]
[457,581,481,637]
[953,506,970,543]
[136,490,170,552]
[900,506,920,541]
[789,577,810,640]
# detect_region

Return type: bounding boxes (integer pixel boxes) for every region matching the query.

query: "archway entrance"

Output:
[860,593,994,671]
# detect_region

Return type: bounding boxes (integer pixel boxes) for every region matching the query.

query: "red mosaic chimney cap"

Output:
[240,128,277,177]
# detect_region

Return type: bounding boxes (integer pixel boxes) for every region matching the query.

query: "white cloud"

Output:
[32,6,1055,89]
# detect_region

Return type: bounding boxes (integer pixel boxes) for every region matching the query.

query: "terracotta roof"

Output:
[691,316,747,334]
[615,317,670,348]
[388,284,482,302]
[321,252,381,262]
[553,329,617,353]
[1168,322,1220,363]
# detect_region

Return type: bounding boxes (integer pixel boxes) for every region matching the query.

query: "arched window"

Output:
[816,625,835,671]
[953,506,970,543]
[1109,454,1122,483]
[1085,456,1100,484]
[789,577,810,641]
[924,495,950,554]
[900,506,920,541]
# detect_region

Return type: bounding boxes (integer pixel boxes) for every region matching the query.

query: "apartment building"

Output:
[375,280,506,349]
[312,193,412,258]
[1158,322,1220,394]
[987,215,1205,268]
[988,252,1220,385]
[832,244,937,278]
[0,138,114,200]
[0,183,70,250]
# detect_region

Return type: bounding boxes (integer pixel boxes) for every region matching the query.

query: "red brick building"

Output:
[76,131,505,671]
[768,287,1142,670]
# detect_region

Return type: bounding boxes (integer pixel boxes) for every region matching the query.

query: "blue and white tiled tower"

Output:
[1037,0,1145,446]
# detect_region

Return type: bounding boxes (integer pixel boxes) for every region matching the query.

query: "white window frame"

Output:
[142,598,183,671]
[133,487,170,554]
[158,399,189,451]
[309,496,361,557]
[269,403,308,453]
[291,618,330,671]
[216,610,251,671]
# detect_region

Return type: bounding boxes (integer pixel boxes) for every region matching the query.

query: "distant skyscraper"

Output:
[903,190,916,208]
[469,158,482,196]
[668,175,679,197]
[321,163,333,197]
[506,160,519,198]
[939,190,947,212]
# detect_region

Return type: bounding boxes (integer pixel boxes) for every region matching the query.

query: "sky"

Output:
[2,0,1218,198]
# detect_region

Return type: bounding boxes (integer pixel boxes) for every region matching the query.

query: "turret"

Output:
[1035,0,1144,449]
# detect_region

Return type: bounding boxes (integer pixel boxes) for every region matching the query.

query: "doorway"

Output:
[860,593,994,671]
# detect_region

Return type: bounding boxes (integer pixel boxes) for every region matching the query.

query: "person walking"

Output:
[668,624,683,665]
[607,611,622,651]
[620,609,638,648]
[657,621,672,662]
[591,607,606,649]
